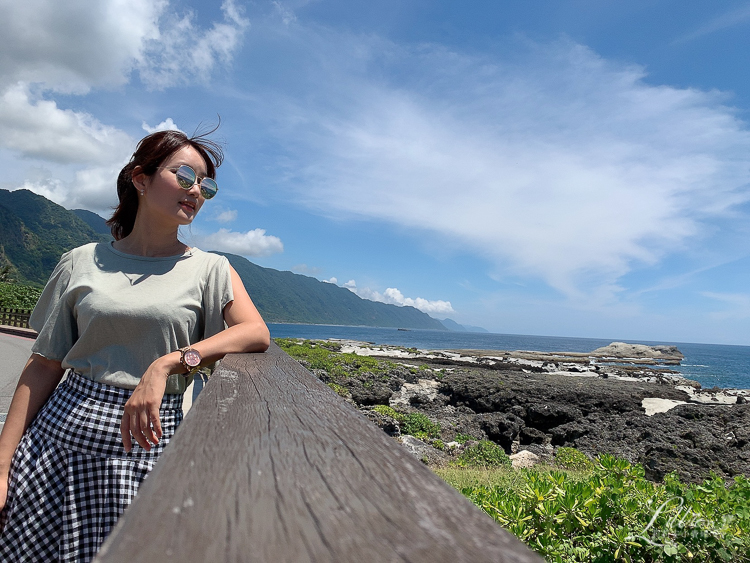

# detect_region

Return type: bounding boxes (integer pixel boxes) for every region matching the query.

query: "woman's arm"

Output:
[121,265,270,452]
[0,354,66,510]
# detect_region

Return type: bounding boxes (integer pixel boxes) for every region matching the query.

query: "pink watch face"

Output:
[184,349,201,368]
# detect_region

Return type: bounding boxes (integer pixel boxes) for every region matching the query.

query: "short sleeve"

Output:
[202,255,234,340]
[30,250,78,362]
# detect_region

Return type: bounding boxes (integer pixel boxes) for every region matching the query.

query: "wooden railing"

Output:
[0,307,31,328]
[95,342,541,562]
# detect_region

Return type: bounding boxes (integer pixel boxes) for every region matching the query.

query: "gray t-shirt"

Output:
[30,242,234,394]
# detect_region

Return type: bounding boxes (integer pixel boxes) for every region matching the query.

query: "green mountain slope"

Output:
[0,189,110,285]
[218,252,446,329]
[0,189,448,329]
[72,209,113,236]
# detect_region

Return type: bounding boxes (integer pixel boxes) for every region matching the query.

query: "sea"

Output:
[268,323,750,391]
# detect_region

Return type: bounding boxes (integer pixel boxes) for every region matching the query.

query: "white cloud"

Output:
[142,118,183,134]
[137,0,250,90]
[0,0,248,213]
[212,209,238,223]
[0,0,248,93]
[0,84,133,165]
[196,228,284,257]
[343,280,454,314]
[255,34,750,301]
[674,4,750,43]
[322,276,337,284]
[0,0,165,93]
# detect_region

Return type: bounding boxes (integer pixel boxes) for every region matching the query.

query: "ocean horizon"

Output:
[268,323,750,391]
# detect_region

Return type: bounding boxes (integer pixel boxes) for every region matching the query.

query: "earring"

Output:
[139,190,145,195]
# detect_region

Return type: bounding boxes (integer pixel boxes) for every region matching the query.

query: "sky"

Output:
[2,0,750,345]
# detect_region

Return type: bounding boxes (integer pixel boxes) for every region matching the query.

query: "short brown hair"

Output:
[107,129,224,240]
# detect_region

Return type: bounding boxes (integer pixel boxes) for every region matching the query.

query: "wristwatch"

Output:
[179,347,202,374]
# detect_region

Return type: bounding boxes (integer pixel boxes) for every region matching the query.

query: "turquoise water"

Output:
[268,324,750,390]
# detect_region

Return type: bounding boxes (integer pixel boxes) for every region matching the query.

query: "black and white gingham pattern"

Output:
[0,372,183,562]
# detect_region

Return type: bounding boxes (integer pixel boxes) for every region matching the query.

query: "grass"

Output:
[435,463,592,491]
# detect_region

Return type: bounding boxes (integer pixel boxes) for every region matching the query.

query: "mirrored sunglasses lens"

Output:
[175,165,196,190]
[200,178,218,199]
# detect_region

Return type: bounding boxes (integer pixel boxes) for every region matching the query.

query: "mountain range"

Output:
[0,188,485,331]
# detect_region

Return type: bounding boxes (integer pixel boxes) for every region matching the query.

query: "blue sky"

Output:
[3,1,750,344]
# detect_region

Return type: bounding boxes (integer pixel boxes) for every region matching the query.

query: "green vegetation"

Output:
[327,382,349,397]
[0,282,42,309]
[226,253,447,328]
[454,433,475,444]
[555,447,594,471]
[455,440,512,468]
[1,189,447,328]
[371,404,442,439]
[372,405,400,418]
[276,338,398,378]
[401,412,441,438]
[0,188,110,285]
[451,454,750,562]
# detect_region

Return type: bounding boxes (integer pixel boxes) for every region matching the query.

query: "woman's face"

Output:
[135,145,210,227]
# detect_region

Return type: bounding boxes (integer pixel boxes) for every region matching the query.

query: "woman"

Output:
[0,129,270,561]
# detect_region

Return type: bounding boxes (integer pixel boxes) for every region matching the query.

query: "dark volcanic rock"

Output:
[441,370,690,416]
[302,344,750,483]
[347,381,393,406]
[553,404,750,482]
[433,369,750,481]
[477,412,524,450]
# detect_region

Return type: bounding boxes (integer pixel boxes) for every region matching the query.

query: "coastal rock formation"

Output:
[590,342,684,362]
[295,339,750,483]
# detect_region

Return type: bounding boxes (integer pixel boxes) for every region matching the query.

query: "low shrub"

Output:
[372,405,401,419]
[554,447,593,471]
[454,433,475,444]
[0,282,42,309]
[456,440,512,468]
[401,412,441,439]
[461,454,750,562]
[275,338,397,379]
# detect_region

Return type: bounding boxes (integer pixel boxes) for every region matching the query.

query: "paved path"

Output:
[0,332,34,431]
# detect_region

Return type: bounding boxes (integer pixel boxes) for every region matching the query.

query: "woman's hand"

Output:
[120,357,174,453]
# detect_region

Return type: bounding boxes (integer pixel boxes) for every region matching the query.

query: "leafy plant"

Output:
[458,454,750,562]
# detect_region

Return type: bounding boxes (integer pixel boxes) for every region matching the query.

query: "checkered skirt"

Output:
[0,372,183,562]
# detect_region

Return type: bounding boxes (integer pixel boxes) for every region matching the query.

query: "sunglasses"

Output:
[159,164,218,199]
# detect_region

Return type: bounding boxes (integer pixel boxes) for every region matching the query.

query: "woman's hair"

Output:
[107,128,224,240]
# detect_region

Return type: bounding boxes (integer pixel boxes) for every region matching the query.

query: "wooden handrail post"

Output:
[96,342,541,562]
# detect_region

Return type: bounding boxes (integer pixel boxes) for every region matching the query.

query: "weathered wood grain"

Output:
[96,342,542,562]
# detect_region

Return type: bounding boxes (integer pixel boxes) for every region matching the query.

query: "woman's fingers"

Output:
[120,414,133,453]
[140,409,159,447]
[150,406,163,441]
[121,404,162,452]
